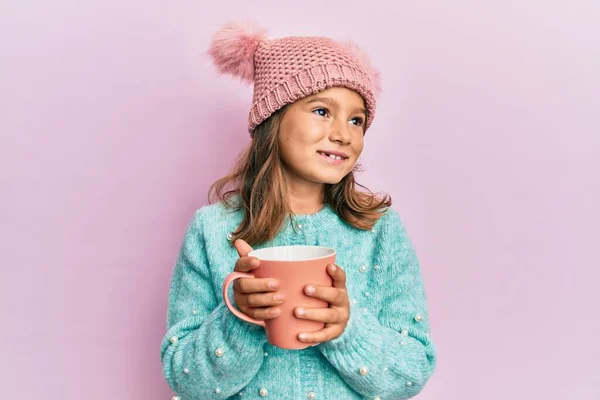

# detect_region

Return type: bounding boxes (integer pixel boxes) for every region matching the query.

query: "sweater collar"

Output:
[284,202,341,233]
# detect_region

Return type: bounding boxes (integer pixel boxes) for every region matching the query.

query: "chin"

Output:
[311,171,348,185]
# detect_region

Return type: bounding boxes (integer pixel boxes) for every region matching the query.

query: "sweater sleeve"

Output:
[318,210,437,399]
[160,209,268,399]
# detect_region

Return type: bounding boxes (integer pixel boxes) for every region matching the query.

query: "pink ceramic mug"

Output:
[222,245,335,350]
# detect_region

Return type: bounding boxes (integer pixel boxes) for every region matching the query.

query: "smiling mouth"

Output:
[317,151,348,161]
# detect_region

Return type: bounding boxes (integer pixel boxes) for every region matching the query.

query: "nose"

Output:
[329,120,352,146]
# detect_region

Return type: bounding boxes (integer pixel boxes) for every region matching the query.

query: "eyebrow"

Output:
[306,96,366,116]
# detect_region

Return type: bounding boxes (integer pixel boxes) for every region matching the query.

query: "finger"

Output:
[233,277,279,294]
[294,307,342,324]
[245,306,281,321]
[304,284,347,307]
[327,264,347,289]
[234,256,260,272]
[298,325,342,344]
[234,239,253,257]
[240,292,285,308]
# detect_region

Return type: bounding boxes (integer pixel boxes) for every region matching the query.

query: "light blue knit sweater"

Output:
[161,200,437,399]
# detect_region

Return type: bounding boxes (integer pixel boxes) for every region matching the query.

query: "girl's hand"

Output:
[232,239,285,321]
[294,264,350,344]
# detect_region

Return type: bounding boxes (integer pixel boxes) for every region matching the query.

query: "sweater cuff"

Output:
[218,302,268,350]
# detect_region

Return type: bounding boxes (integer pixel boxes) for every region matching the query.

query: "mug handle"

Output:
[222,272,266,327]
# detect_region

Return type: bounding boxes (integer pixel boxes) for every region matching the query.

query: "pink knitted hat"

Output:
[208,21,382,136]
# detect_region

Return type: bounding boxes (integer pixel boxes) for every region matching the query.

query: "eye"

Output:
[350,117,364,126]
[312,108,329,117]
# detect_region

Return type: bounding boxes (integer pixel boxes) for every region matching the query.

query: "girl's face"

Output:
[278,87,366,187]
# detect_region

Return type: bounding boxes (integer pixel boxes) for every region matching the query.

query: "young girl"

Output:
[161,21,437,400]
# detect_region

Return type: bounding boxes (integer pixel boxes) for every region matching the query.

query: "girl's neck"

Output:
[284,173,326,215]
[288,192,326,215]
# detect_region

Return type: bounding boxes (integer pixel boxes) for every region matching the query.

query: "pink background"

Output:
[1,0,599,399]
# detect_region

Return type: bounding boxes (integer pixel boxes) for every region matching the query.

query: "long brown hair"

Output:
[208,105,392,246]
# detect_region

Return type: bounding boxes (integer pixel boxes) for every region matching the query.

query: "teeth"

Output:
[322,152,343,160]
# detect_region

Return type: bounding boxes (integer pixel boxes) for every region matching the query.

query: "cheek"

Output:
[353,135,365,155]
[299,122,326,145]
[286,126,324,152]
[279,132,315,164]
[279,136,296,163]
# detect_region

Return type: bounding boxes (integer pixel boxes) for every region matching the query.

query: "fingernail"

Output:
[296,307,305,317]
[268,280,279,290]
[271,308,281,317]
[305,285,315,295]
[251,259,260,267]
[329,264,336,272]
[274,293,284,302]
[298,333,308,341]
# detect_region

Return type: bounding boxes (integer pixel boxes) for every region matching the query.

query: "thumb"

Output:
[234,239,253,257]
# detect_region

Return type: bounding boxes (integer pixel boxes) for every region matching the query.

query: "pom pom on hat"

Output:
[208,20,268,84]
[343,41,383,98]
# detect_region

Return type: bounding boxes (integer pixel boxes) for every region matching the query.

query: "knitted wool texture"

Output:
[161,200,437,399]
[208,21,382,135]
